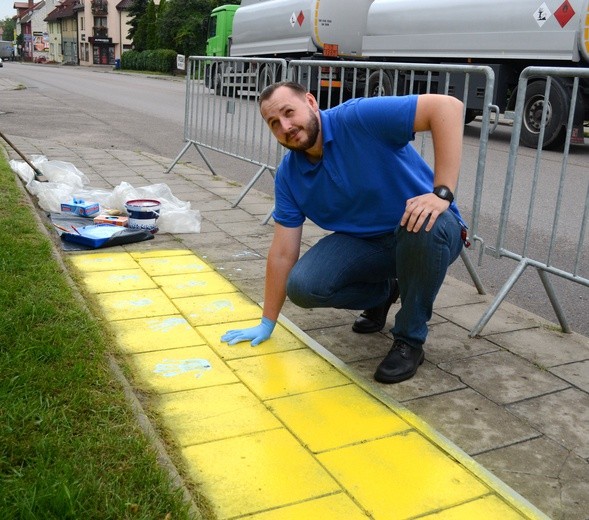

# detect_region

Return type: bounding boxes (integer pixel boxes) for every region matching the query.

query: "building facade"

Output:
[14,0,136,66]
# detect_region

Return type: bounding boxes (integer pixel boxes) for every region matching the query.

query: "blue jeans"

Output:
[286,211,464,348]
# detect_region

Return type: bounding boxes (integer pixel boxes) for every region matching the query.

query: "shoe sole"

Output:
[373,351,425,384]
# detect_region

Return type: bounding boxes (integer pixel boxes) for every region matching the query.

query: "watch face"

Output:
[434,186,453,202]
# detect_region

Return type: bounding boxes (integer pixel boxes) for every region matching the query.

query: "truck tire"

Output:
[520,79,568,149]
[367,70,393,97]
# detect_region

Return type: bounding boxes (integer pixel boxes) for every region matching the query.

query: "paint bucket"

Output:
[125,199,161,233]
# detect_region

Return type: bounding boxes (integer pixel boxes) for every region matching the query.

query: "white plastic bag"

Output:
[10,157,201,233]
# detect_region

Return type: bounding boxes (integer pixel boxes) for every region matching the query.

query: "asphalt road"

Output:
[1,62,587,337]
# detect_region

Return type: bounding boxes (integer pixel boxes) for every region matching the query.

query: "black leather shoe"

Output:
[352,279,400,334]
[374,340,424,384]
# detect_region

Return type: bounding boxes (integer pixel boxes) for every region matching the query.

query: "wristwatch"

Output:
[433,185,454,204]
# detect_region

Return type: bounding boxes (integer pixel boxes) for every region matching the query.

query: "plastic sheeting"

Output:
[10,155,201,234]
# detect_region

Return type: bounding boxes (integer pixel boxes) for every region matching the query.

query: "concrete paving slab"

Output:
[474,437,589,519]
[110,315,205,354]
[436,301,547,336]
[439,350,571,405]
[507,387,589,459]
[126,344,239,393]
[484,327,589,368]
[424,321,501,364]
[197,320,307,361]
[154,383,283,446]
[551,359,589,392]
[94,288,179,320]
[78,268,157,293]
[267,384,411,452]
[350,358,467,401]
[227,349,350,400]
[240,493,369,520]
[317,431,490,520]
[152,271,237,299]
[405,388,541,455]
[182,428,341,519]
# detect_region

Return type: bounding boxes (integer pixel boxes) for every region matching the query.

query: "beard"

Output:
[280,108,320,152]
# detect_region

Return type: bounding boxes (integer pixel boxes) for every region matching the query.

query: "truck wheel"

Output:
[367,71,392,97]
[520,79,568,149]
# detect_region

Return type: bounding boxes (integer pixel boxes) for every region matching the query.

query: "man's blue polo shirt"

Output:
[272,95,462,238]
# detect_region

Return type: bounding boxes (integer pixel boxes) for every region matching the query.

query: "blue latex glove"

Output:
[220,317,276,347]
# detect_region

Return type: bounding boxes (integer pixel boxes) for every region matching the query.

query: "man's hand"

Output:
[220,317,276,347]
[401,193,450,232]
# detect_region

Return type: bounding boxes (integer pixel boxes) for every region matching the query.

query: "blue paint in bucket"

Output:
[125,199,161,233]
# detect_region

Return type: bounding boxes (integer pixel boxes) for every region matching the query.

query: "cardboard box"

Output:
[61,199,100,217]
[93,215,128,227]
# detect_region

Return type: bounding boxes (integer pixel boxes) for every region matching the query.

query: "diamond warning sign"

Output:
[297,10,305,26]
[290,10,305,27]
[554,0,575,27]
[533,2,551,27]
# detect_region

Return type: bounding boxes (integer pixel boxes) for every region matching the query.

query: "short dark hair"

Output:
[259,81,308,106]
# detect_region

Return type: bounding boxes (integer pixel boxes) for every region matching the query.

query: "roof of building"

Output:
[116,0,134,10]
[45,0,78,21]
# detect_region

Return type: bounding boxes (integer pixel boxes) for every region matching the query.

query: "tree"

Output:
[1,17,16,41]
[144,0,159,50]
[127,0,148,43]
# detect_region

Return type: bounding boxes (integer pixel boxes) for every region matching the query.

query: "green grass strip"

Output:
[0,155,200,519]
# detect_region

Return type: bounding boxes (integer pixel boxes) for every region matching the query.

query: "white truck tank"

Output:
[363,0,589,63]
[230,0,375,58]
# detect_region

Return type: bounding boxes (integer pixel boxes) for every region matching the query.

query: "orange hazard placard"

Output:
[323,43,339,57]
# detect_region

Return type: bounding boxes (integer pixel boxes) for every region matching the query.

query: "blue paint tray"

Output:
[60,224,153,249]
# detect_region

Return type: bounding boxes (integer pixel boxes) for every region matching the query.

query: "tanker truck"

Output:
[205,0,589,148]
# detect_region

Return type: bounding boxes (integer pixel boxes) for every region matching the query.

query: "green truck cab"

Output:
[206,4,238,58]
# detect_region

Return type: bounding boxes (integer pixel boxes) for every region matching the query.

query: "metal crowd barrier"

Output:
[470,66,589,336]
[166,56,288,216]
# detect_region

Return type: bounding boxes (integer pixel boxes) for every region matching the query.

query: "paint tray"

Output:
[61,224,153,249]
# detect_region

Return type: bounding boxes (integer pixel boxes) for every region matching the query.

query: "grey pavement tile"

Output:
[425,321,501,364]
[436,300,547,336]
[439,350,570,405]
[351,358,467,402]
[177,230,236,249]
[196,218,223,234]
[230,278,265,303]
[551,360,589,392]
[434,274,488,308]
[215,219,268,236]
[280,302,353,332]
[485,327,589,369]
[308,324,393,364]
[474,437,589,520]
[235,201,274,216]
[507,388,589,459]
[195,198,236,212]
[200,207,258,224]
[198,241,263,264]
[405,388,541,455]
[214,259,267,281]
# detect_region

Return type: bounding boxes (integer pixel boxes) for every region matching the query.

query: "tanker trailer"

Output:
[361,0,589,148]
[206,0,589,148]
[205,0,374,94]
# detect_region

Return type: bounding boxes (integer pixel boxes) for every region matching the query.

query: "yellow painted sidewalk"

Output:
[69,248,549,520]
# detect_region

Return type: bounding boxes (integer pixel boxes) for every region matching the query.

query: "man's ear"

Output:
[306,92,319,111]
